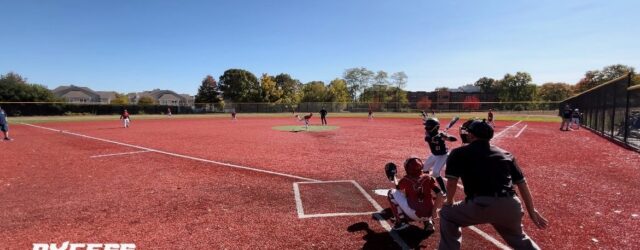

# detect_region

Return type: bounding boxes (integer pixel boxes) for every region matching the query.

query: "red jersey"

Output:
[121,111,130,119]
[303,113,312,120]
[397,175,438,218]
[488,111,494,121]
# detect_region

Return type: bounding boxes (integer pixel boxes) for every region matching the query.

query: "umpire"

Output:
[438,119,548,250]
[320,107,328,126]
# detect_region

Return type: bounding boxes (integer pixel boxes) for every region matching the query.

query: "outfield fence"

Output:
[561,73,640,150]
[0,100,561,117]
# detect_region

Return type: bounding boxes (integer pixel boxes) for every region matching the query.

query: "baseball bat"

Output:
[444,116,460,132]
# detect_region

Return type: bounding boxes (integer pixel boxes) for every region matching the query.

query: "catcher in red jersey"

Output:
[387,157,444,231]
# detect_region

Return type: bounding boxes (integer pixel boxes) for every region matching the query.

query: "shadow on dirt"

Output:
[347,209,434,250]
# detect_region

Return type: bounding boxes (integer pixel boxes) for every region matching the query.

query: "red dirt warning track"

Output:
[1,116,639,249]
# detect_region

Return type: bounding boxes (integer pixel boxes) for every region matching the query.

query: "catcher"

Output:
[385,158,444,231]
[423,117,457,194]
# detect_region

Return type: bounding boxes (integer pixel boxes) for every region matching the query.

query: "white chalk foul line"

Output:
[21,123,318,182]
[22,123,411,249]
[493,120,523,139]
[515,125,528,138]
[90,150,150,158]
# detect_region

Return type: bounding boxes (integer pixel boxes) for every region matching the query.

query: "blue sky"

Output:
[1,0,638,95]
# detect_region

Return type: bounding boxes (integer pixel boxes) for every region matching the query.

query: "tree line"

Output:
[1,64,637,106]
[194,68,410,106]
[470,64,637,104]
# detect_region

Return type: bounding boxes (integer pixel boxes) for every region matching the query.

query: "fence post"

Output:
[624,73,632,143]
[611,87,616,137]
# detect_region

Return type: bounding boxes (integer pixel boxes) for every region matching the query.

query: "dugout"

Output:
[561,73,640,150]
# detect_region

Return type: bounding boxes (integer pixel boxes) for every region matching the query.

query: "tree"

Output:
[390,71,408,90]
[360,85,408,104]
[326,78,351,102]
[275,73,302,105]
[474,77,497,93]
[110,93,129,104]
[374,71,389,86]
[195,75,221,103]
[360,84,389,103]
[593,64,635,83]
[138,96,156,105]
[343,67,374,101]
[537,82,573,101]
[218,69,261,102]
[0,72,58,102]
[260,73,282,103]
[574,64,635,93]
[300,81,327,102]
[495,72,536,102]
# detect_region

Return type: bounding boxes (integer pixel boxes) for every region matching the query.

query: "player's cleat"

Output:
[392,222,409,231]
[3,137,12,141]
[424,220,435,232]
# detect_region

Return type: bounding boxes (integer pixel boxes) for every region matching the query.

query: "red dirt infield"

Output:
[1,116,639,249]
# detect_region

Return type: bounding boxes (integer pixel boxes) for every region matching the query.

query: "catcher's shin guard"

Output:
[387,190,405,223]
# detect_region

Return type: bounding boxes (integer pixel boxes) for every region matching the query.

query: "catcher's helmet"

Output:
[404,157,423,178]
[460,119,494,143]
[424,117,440,133]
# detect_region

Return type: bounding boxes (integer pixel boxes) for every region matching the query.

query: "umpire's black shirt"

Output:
[445,140,525,198]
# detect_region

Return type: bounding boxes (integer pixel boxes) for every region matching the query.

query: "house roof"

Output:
[96,91,117,100]
[51,85,100,99]
[140,89,186,102]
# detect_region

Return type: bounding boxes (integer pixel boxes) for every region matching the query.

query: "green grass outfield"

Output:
[8,111,561,124]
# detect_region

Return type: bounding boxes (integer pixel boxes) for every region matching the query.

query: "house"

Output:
[96,91,118,104]
[180,94,195,107]
[52,85,101,103]
[136,89,188,106]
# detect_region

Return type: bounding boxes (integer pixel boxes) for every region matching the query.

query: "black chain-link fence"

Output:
[1,100,561,117]
[0,102,195,116]
[560,73,640,150]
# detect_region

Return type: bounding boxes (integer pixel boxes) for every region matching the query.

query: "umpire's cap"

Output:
[460,119,494,143]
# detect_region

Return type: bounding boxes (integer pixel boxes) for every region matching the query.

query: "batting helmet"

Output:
[424,117,440,134]
[460,119,494,143]
[404,157,424,178]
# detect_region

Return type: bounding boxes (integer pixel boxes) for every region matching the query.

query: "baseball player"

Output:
[120,109,131,128]
[368,108,373,120]
[423,117,457,194]
[0,106,12,141]
[571,109,581,130]
[560,104,572,131]
[387,158,444,231]
[231,109,237,120]
[295,113,313,130]
[487,109,495,127]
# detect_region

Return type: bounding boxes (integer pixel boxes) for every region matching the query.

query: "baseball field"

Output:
[1,113,639,249]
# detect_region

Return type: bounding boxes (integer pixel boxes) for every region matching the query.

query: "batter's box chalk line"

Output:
[293,180,381,219]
